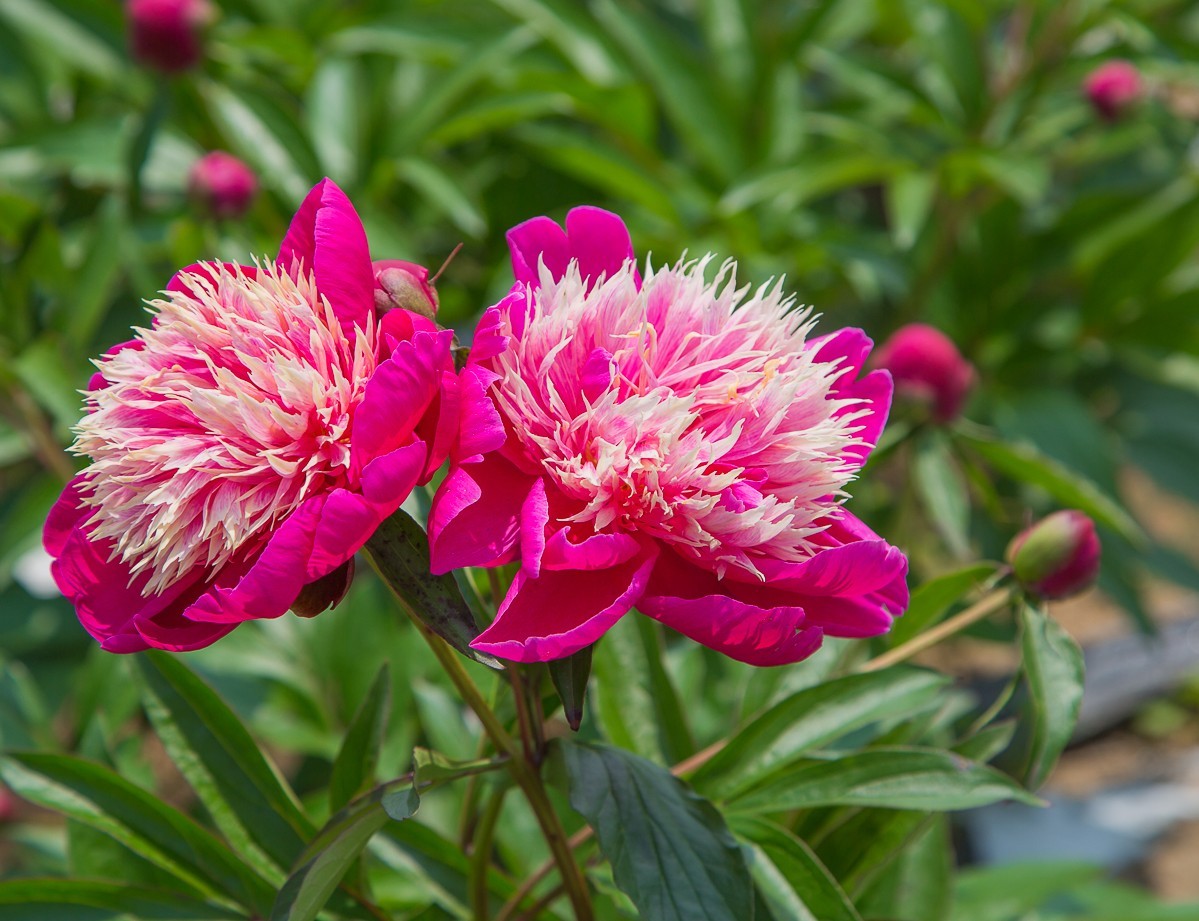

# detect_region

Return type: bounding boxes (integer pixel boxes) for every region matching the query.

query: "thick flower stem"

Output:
[859,584,1017,673]
[381,580,594,921]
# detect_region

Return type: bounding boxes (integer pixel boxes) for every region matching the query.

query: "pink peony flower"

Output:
[126,0,214,74]
[429,208,907,665]
[873,323,975,424]
[1007,510,1101,600]
[188,151,258,220]
[44,179,457,652]
[1085,60,1144,121]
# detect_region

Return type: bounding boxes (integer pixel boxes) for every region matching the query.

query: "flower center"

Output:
[489,259,870,578]
[72,262,377,595]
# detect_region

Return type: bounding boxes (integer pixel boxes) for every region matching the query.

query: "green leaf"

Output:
[913,431,971,560]
[202,82,312,202]
[271,781,417,921]
[693,668,948,800]
[0,0,122,80]
[62,194,124,349]
[1019,604,1085,789]
[856,816,952,921]
[329,664,392,814]
[411,747,505,787]
[732,817,862,921]
[593,0,744,181]
[816,809,932,898]
[396,158,486,238]
[487,0,622,85]
[729,747,1041,814]
[136,653,314,878]
[593,615,693,763]
[364,509,500,669]
[548,645,592,731]
[554,739,754,921]
[0,753,274,914]
[887,171,936,249]
[950,862,1100,921]
[306,58,362,184]
[957,428,1145,545]
[953,720,1017,764]
[889,563,999,647]
[0,879,246,921]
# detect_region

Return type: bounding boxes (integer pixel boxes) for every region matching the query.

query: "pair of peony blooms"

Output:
[44,180,909,666]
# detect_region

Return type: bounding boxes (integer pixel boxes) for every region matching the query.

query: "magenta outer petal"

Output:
[277,179,373,330]
[351,329,452,477]
[305,490,379,581]
[839,369,893,470]
[507,216,570,286]
[359,440,427,510]
[456,366,506,461]
[564,207,636,286]
[468,303,511,364]
[811,328,872,391]
[471,542,658,663]
[183,497,324,624]
[135,607,237,652]
[44,477,89,557]
[759,536,907,599]
[520,478,549,578]
[428,455,535,574]
[541,527,641,571]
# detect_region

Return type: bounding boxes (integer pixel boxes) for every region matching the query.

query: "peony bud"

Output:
[188,151,258,220]
[872,323,975,423]
[127,0,215,74]
[372,259,439,320]
[1084,60,1144,122]
[1006,510,1101,600]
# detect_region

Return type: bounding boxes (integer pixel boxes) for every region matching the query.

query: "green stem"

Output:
[470,786,508,921]
[377,572,593,921]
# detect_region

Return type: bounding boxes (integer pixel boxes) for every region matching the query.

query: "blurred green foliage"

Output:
[2,0,1199,917]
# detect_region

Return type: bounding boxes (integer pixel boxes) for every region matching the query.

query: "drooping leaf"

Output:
[549,644,593,731]
[732,817,862,921]
[135,652,314,877]
[693,668,948,800]
[365,509,500,669]
[729,747,1041,814]
[554,739,754,921]
[271,781,418,921]
[329,664,392,814]
[0,753,274,915]
[1019,603,1085,789]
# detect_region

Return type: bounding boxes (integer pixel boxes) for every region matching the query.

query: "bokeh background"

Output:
[2,0,1199,916]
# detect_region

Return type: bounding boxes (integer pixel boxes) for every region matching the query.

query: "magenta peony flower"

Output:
[873,323,975,424]
[429,208,907,665]
[1085,60,1144,121]
[1007,510,1101,600]
[126,0,214,74]
[45,180,457,652]
[188,151,258,220]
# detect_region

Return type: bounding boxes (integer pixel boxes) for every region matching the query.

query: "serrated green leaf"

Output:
[329,664,392,814]
[729,747,1041,814]
[136,653,314,879]
[554,739,754,921]
[693,668,948,800]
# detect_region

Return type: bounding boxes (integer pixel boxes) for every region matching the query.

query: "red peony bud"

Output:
[1006,510,1101,600]
[372,259,439,320]
[188,151,258,220]
[127,0,215,73]
[872,323,976,423]
[1084,60,1144,122]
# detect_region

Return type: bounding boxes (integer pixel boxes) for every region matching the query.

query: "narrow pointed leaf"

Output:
[693,668,948,799]
[730,748,1041,814]
[136,652,314,877]
[0,753,274,915]
[889,563,999,646]
[329,664,392,814]
[365,509,501,669]
[0,879,246,921]
[1019,603,1085,789]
